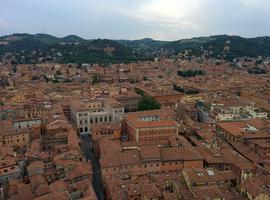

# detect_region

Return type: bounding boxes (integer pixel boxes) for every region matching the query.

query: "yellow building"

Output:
[1,128,31,150]
[10,94,26,104]
[3,131,30,149]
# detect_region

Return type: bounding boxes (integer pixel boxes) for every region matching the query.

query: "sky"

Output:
[0,0,269,40]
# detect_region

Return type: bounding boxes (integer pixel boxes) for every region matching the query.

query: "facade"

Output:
[216,119,270,143]
[70,98,124,134]
[122,110,178,142]
[114,94,142,112]
[0,128,31,150]
[13,118,41,129]
[99,136,203,179]
[0,159,21,184]
[197,100,268,123]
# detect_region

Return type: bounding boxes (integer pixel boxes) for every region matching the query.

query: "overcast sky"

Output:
[0,0,269,40]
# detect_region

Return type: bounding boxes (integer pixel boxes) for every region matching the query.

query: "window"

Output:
[85,120,88,124]
[80,120,82,125]
[80,128,83,133]
[85,127,88,132]
[90,119,93,123]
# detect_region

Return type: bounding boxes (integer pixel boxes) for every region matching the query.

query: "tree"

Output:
[174,85,184,93]
[0,101,4,106]
[135,88,144,96]
[138,96,161,111]
[177,69,205,77]
[32,76,38,80]
[92,74,100,85]
[174,85,199,94]
[143,76,148,81]
[186,89,199,94]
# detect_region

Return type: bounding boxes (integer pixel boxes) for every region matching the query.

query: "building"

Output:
[0,120,31,151]
[216,119,270,143]
[91,122,122,140]
[181,168,237,189]
[12,118,41,129]
[197,99,268,123]
[122,110,178,142]
[114,93,142,112]
[99,135,203,178]
[240,174,270,200]
[70,98,124,134]
[0,159,21,184]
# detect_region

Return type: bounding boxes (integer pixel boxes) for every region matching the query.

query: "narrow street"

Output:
[80,134,105,200]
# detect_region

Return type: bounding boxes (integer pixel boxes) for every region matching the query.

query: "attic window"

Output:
[139,115,160,122]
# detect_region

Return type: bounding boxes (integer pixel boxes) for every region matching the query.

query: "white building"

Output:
[13,118,42,129]
[70,98,124,134]
[245,106,268,119]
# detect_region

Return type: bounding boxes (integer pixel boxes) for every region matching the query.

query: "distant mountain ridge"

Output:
[0,33,146,64]
[0,33,270,64]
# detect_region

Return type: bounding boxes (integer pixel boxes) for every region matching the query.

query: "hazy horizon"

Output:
[1,0,270,40]
[1,32,270,42]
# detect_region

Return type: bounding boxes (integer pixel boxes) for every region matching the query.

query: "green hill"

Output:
[0,34,146,64]
[0,33,270,64]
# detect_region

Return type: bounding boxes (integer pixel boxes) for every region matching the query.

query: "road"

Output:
[80,134,105,200]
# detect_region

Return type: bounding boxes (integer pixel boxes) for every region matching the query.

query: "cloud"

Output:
[1,0,270,40]
[125,0,204,36]
[240,0,261,5]
[68,0,202,39]
[0,18,8,27]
